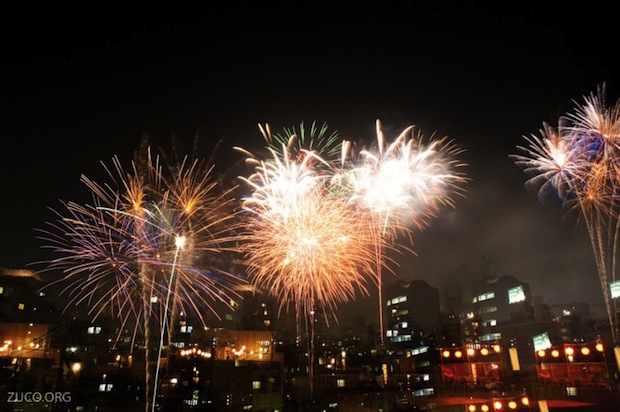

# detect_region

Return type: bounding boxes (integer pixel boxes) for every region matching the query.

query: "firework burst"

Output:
[342,120,468,234]
[35,139,246,412]
[238,123,377,324]
[337,119,469,342]
[237,122,380,396]
[512,85,620,344]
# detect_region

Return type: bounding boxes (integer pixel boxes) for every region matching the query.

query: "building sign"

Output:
[532,332,551,351]
[611,280,620,299]
[508,285,525,304]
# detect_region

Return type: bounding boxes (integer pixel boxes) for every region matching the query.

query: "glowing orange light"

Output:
[521,397,529,406]
[537,350,546,357]
[494,400,503,410]
[468,405,476,412]
[493,344,501,353]
[565,347,574,356]
[508,401,517,409]
[480,348,489,355]
[481,404,489,412]
[467,348,475,356]
[581,347,590,356]
[455,350,463,358]
[442,350,450,358]
[551,350,560,357]
[596,343,604,352]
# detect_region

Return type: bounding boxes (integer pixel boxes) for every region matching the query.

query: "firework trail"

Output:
[34,137,246,412]
[338,119,469,343]
[236,122,378,395]
[512,85,620,344]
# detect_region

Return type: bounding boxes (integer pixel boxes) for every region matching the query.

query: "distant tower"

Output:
[236,285,276,331]
[469,275,534,344]
[445,281,463,315]
[384,279,441,352]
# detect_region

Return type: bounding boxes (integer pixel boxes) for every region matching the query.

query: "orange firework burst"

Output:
[237,122,382,397]
[238,126,378,324]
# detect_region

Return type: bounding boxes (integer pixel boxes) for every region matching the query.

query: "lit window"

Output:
[17,303,24,310]
[337,379,345,388]
[390,296,407,305]
[479,306,497,314]
[480,333,501,341]
[566,386,577,396]
[411,346,428,355]
[252,381,261,390]
[476,292,495,302]
[413,388,434,396]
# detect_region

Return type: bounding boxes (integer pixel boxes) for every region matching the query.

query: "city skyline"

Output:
[1,2,618,326]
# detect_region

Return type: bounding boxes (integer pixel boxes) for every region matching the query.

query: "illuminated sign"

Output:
[508,285,525,304]
[532,332,551,351]
[611,280,620,299]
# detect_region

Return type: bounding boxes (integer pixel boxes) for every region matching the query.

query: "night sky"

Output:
[1,2,618,325]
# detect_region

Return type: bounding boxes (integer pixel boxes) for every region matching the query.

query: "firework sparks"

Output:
[35,141,246,412]
[338,119,469,342]
[512,123,583,210]
[343,120,469,234]
[238,124,377,323]
[237,122,380,397]
[512,85,620,344]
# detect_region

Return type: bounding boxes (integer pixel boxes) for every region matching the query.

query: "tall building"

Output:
[469,275,535,344]
[445,280,464,315]
[384,280,441,352]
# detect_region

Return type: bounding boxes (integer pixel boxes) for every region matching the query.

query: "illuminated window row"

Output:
[473,292,495,304]
[479,305,497,314]
[480,333,502,342]
[410,346,429,355]
[391,335,412,343]
[387,295,408,306]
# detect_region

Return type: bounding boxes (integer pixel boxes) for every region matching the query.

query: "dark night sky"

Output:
[1,2,618,325]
